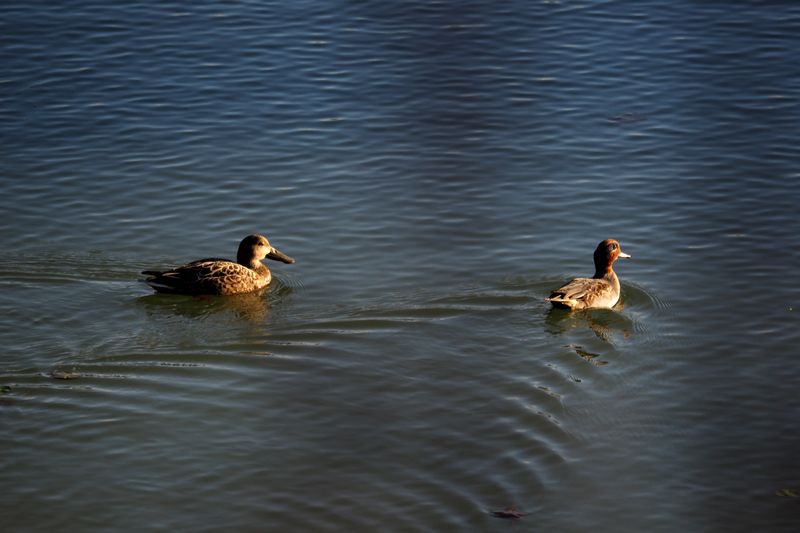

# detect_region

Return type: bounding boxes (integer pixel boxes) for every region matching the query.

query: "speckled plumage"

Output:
[142,234,294,296]
[546,239,630,310]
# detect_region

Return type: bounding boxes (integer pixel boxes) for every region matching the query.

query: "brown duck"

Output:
[142,234,294,295]
[546,239,631,310]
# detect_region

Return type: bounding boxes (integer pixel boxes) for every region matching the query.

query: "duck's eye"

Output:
[610,243,617,250]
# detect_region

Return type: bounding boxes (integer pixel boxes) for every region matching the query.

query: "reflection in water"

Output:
[569,344,608,367]
[544,302,635,367]
[137,284,292,323]
[545,306,632,344]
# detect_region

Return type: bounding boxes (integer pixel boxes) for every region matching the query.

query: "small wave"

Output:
[622,281,671,312]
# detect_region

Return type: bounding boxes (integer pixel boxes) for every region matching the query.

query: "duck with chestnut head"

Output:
[546,239,631,310]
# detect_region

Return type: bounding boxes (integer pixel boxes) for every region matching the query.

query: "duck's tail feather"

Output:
[545,295,577,309]
[140,278,184,294]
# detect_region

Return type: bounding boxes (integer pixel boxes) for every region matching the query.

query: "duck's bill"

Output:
[619,251,632,258]
[267,247,295,264]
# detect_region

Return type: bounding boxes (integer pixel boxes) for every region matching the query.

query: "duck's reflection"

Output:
[569,343,609,366]
[138,284,292,322]
[545,306,633,367]
[545,304,632,344]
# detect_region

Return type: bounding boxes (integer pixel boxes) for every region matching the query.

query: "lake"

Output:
[1,1,799,531]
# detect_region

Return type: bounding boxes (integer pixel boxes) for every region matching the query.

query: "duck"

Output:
[142,234,294,295]
[546,239,630,310]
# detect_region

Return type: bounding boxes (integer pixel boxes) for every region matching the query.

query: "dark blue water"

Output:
[2,1,800,531]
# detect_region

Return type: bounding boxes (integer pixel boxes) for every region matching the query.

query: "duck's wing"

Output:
[142,260,265,295]
[546,277,614,309]
[184,257,231,266]
[141,258,228,277]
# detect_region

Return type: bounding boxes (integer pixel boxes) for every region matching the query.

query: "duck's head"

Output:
[593,239,630,273]
[238,234,295,264]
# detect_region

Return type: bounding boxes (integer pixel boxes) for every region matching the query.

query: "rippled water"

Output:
[2,1,800,531]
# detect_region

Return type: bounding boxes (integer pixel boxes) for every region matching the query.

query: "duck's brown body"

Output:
[546,239,630,310]
[142,234,294,296]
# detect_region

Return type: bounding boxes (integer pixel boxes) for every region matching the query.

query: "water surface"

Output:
[2,1,800,531]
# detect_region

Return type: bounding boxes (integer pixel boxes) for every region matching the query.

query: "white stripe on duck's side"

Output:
[546,239,631,310]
